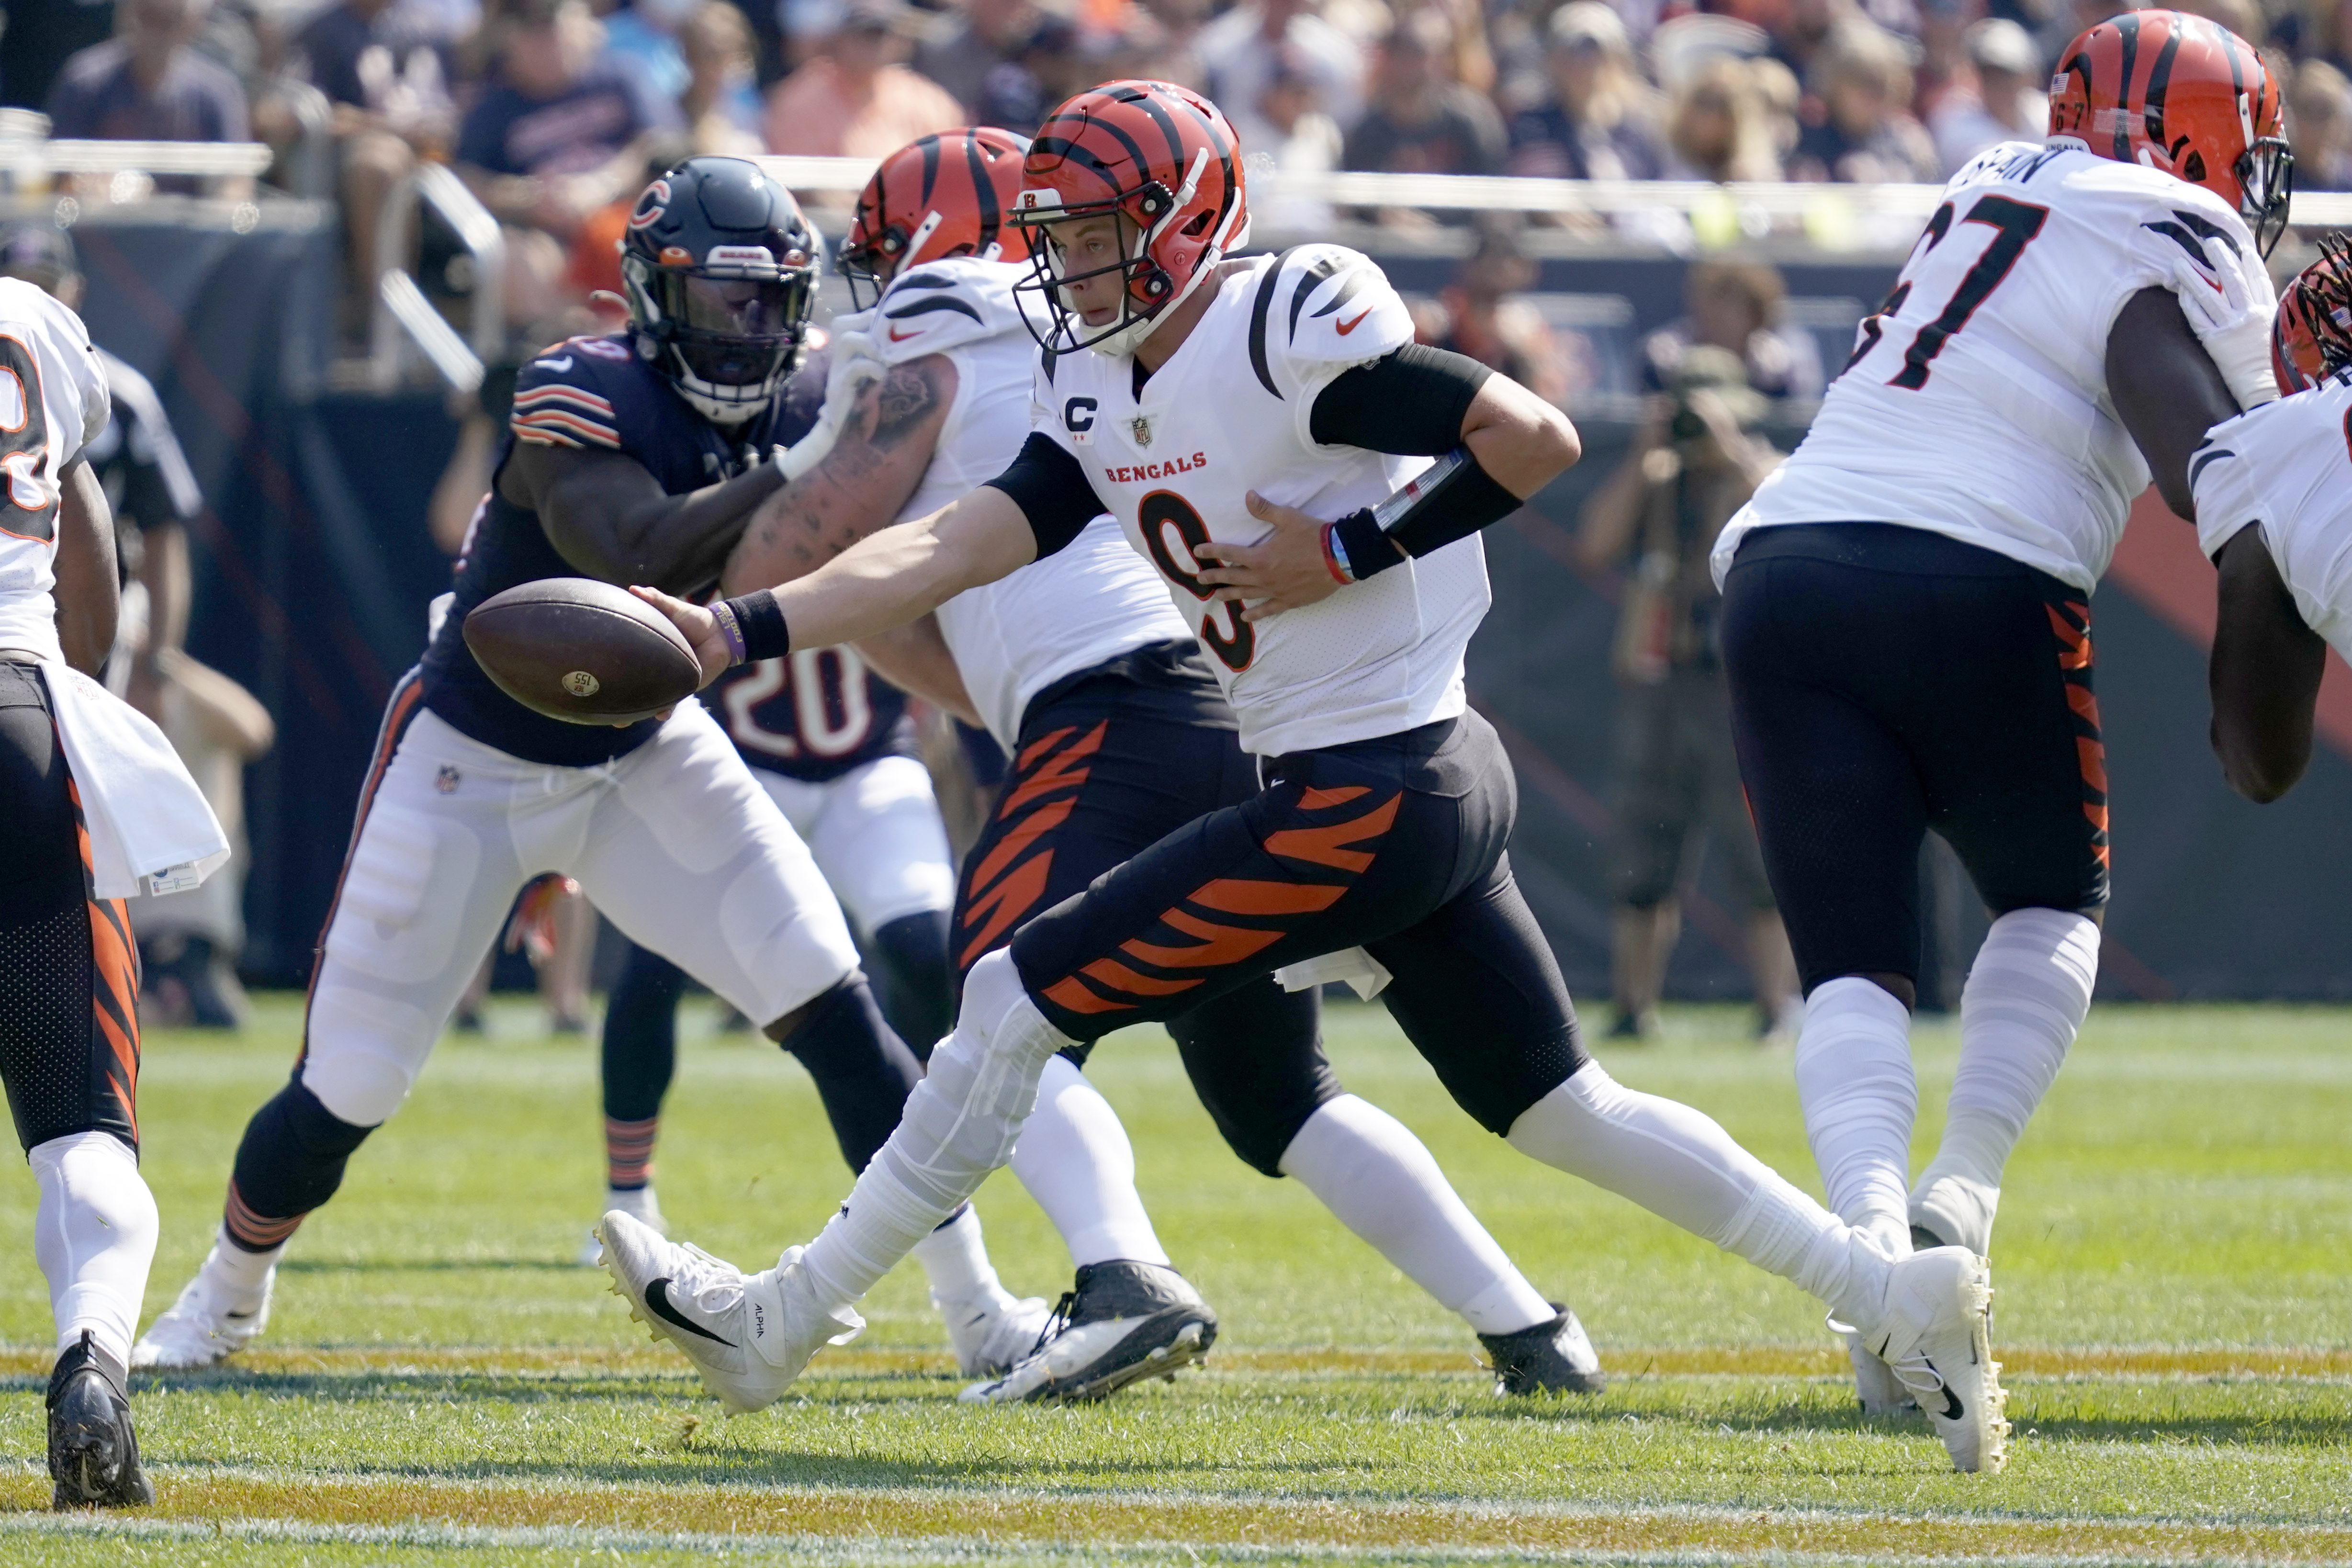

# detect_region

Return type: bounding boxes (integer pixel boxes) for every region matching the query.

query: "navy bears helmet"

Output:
[620,157,819,424]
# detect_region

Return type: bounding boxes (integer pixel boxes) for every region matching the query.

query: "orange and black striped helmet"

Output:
[2048,10,2293,256]
[839,128,1035,310]
[2274,232,2352,391]
[1007,79,1249,357]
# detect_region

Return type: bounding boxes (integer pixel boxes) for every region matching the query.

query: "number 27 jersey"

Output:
[1719,142,2263,591]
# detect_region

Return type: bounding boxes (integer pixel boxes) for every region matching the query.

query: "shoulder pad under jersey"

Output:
[868,259,1027,366]
[1242,244,1414,401]
[509,334,643,451]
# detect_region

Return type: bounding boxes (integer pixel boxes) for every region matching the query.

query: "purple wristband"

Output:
[708,598,749,667]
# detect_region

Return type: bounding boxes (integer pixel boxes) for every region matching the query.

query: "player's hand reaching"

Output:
[1194,492,1355,621]
[629,586,732,688]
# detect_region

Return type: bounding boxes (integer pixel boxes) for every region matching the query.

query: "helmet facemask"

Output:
[624,256,814,424]
[839,208,947,311]
[1010,146,1237,360]
[2235,135,2294,259]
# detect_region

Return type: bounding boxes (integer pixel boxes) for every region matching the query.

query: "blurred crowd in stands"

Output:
[6,0,2350,350]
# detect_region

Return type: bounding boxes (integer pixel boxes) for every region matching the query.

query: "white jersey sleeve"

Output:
[0,279,116,661]
[1718,144,2262,591]
[2189,380,2352,662]
[1245,244,1417,454]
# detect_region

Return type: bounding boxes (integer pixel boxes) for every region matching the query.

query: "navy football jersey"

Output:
[416,333,805,767]
[704,645,916,784]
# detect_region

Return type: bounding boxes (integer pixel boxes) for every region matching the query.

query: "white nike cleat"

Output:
[934,1287,1052,1379]
[1910,1170,1999,1259]
[578,1185,665,1267]
[1829,1314,1918,1417]
[132,1248,274,1370]
[1867,1246,2008,1473]
[958,1260,1216,1404]
[595,1210,861,1413]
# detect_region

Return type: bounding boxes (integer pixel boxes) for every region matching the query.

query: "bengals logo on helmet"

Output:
[2047,10,2294,255]
[840,128,1035,311]
[1005,80,1250,358]
[2274,233,2352,392]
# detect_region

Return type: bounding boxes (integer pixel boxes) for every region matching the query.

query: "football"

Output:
[463,578,704,725]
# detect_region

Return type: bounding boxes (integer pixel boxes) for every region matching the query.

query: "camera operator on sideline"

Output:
[1578,345,1798,1042]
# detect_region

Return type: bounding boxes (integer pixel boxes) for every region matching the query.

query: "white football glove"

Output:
[2169,233,2281,410]
[770,331,891,481]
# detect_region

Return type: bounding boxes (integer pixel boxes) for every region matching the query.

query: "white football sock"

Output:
[1279,1094,1552,1335]
[206,1223,283,1297]
[910,1202,1022,1308]
[1914,908,2098,1252]
[1793,977,1917,1254]
[1506,1061,1892,1332]
[31,1132,159,1369]
[1010,1054,1169,1267]
[799,950,1072,1308]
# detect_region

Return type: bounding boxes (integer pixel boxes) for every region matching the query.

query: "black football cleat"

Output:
[47,1331,154,1509]
[1479,1304,1608,1396]
[958,1260,1217,1403]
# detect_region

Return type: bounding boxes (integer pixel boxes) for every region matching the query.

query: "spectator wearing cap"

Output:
[1342,6,1508,219]
[1506,2,1664,182]
[1928,17,2044,174]
[457,0,681,339]
[764,0,964,158]
[46,0,254,196]
[1198,0,1367,162]
[1788,20,1939,183]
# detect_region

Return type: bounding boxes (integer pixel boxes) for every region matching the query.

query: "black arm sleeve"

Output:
[980,431,1109,559]
[1308,343,1493,454]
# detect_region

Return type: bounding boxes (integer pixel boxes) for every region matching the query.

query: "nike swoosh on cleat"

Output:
[646,1278,736,1345]
[1935,1382,1964,1421]
[1335,309,1372,335]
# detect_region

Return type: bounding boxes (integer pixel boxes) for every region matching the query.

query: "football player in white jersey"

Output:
[713,128,1611,1402]
[2197,237,2352,800]
[605,83,2008,1471]
[1704,12,2290,1415]
[0,277,202,1505]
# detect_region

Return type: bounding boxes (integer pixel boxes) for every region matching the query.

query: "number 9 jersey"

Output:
[1717,142,2266,592]
[1028,244,1489,757]
[0,279,111,663]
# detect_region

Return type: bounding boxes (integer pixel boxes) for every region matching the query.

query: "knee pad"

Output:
[889,950,1071,1206]
[229,1075,378,1238]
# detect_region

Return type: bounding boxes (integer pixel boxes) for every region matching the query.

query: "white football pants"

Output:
[301,685,860,1127]
[756,755,955,934]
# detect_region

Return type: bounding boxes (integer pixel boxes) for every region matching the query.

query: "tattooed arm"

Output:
[719,355,957,597]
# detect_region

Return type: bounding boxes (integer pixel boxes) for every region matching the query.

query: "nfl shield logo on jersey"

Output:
[1130,416,1152,448]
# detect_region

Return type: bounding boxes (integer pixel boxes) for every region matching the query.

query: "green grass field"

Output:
[4,995,2349,1565]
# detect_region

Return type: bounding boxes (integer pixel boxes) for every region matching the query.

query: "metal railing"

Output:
[754,154,2352,235]
[369,161,505,393]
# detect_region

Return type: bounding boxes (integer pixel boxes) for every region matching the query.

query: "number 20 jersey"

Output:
[0,278,110,662]
[1718,142,2263,592]
[1031,245,1487,758]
